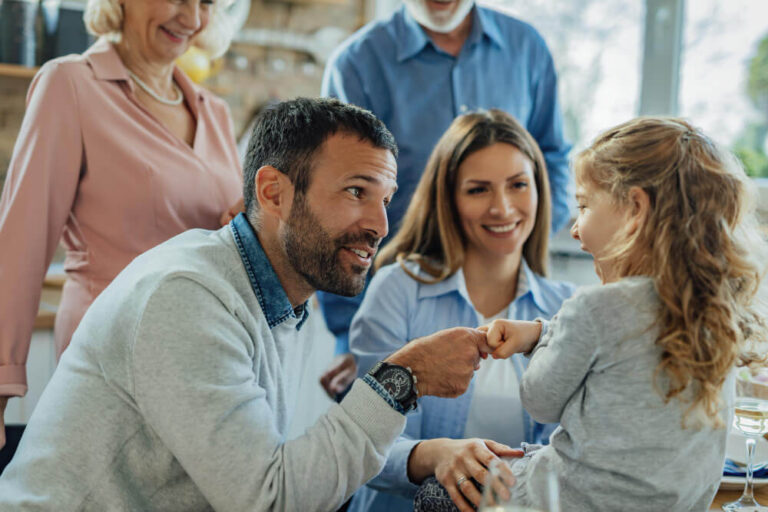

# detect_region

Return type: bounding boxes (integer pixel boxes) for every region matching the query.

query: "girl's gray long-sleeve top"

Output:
[514,277,733,512]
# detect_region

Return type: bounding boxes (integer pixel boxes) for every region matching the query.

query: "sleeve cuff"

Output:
[525,319,550,358]
[362,374,406,415]
[370,437,421,498]
[0,364,28,397]
[339,380,406,448]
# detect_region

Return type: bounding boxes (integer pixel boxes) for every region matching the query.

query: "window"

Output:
[479,0,644,152]
[679,0,768,180]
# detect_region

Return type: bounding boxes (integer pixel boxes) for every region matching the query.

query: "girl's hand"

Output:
[220,197,245,226]
[410,438,523,512]
[480,320,542,359]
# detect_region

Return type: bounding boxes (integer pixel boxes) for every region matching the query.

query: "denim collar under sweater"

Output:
[230,213,309,330]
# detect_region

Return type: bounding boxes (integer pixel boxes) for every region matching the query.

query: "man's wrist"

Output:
[362,374,407,415]
[366,361,419,412]
[385,352,427,396]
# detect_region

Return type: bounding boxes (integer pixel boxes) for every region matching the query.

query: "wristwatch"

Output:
[367,361,419,412]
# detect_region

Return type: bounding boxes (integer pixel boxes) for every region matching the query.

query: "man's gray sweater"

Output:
[0,221,405,511]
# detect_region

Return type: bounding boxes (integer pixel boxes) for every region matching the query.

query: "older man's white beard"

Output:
[404,0,475,34]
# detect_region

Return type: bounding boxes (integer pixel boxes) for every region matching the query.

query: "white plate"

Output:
[719,476,768,491]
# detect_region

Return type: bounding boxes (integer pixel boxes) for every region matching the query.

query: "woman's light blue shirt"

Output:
[348,259,575,512]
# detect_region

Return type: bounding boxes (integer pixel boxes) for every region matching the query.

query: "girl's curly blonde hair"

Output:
[84,0,235,58]
[575,117,768,427]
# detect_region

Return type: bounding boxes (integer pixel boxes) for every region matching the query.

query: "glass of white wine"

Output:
[723,372,768,511]
[478,457,559,512]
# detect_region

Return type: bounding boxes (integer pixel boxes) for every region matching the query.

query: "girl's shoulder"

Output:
[567,276,658,318]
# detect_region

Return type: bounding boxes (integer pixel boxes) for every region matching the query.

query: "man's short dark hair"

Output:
[243,97,398,217]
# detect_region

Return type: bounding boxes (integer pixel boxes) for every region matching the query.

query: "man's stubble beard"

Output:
[281,194,379,297]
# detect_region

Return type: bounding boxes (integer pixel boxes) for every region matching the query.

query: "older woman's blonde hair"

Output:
[575,116,768,427]
[84,0,235,58]
[375,109,552,283]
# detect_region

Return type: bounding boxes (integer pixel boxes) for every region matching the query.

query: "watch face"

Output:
[378,366,412,401]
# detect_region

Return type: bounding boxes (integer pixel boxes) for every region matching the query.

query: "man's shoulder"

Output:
[477,6,549,48]
[121,227,247,302]
[328,11,400,65]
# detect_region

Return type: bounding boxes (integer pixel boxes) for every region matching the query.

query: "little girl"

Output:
[477,117,768,511]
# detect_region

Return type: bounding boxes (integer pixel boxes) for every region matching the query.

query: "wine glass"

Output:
[723,370,768,511]
[478,457,559,512]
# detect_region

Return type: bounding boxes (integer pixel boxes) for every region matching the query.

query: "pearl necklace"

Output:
[127,70,184,106]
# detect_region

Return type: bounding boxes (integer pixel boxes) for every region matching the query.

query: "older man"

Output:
[0,98,490,511]
[318,0,572,393]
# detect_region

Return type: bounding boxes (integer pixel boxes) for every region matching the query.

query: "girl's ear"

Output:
[626,186,650,235]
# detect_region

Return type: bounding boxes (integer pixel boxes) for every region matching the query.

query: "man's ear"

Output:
[254,166,294,220]
[626,186,650,235]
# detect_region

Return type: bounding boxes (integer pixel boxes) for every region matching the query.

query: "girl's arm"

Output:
[519,298,598,423]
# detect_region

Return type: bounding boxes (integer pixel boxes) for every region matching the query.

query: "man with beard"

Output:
[318,0,573,396]
[0,98,495,511]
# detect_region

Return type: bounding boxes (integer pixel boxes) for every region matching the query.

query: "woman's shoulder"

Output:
[34,53,92,85]
[369,260,422,290]
[369,260,456,302]
[533,274,577,298]
[525,268,578,315]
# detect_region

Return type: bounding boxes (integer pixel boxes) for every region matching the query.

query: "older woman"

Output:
[348,110,576,512]
[0,0,242,442]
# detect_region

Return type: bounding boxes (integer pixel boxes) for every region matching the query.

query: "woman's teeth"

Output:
[485,223,517,233]
[163,27,185,39]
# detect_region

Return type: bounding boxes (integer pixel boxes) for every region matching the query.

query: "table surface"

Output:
[710,484,768,510]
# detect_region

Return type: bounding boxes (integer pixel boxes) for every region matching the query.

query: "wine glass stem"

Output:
[743,436,757,501]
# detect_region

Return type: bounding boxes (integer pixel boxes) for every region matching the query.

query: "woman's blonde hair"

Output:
[375,109,551,283]
[575,116,768,426]
[84,0,235,58]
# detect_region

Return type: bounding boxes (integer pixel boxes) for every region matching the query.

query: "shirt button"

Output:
[460,104,468,113]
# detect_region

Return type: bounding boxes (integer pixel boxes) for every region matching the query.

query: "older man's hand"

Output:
[385,327,490,398]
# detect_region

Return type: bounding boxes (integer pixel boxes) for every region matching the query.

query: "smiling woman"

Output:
[85,0,235,58]
[0,0,244,445]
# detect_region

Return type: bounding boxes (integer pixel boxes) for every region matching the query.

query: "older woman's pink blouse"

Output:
[0,39,243,397]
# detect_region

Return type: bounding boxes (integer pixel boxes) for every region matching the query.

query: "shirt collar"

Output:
[84,38,128,81]
[230,213,309,330]
[84,37,206,107]
[474,5,506,49]
[416,258,548,312]
[396,6,431,62]
[395,4,504,63]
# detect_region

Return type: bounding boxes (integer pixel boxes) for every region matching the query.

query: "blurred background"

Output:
[2,0,768,184]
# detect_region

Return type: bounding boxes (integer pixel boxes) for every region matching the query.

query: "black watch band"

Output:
[367,361,419,412]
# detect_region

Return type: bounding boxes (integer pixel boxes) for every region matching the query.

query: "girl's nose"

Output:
[570,220,580,240]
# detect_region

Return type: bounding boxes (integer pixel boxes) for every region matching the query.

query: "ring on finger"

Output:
[456,475,468,487]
